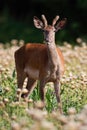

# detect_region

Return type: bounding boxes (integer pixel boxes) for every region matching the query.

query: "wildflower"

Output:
[4,87,10,92]
[68,107,76,115]
[3,98,9,104]
[22,88,28,94]
[11,39,18,46]
[76,38,82,44]
[11,122,20,130]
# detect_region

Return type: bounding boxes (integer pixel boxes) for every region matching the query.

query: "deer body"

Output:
[15,43,64,81]
[15,15,67,113]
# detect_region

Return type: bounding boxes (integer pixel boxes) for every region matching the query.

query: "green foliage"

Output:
[0,0,87,44]
[77,0,87,9]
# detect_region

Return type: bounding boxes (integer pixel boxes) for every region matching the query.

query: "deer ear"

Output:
[33,16,44,29]
[55,18,67,31]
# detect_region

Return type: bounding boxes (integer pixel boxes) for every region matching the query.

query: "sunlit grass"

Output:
[0,39,87,129]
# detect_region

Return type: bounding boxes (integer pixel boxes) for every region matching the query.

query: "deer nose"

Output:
[45,39,49,42]
[44,37,49,42]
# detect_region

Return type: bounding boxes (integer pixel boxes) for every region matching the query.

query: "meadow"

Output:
[0,39,87,130]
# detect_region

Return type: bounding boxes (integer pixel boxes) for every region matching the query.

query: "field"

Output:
[0,39,87,130]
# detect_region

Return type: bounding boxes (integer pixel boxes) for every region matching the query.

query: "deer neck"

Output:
[46,41,61,79]
[44,31,61,75]
[47,42,58,65]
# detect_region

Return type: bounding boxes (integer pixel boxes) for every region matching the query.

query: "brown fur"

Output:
[15,15,67,113]
[15,43,64,80]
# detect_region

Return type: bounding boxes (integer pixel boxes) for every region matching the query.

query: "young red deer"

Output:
[15,15,67,113]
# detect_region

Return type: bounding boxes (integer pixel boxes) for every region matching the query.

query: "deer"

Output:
[14,14,67,113]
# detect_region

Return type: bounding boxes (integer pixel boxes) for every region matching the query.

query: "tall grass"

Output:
[0,39,87,129]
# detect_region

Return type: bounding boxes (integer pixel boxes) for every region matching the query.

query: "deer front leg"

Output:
[54,80,62,113]
[39,80,46,107]
[16,71,26,101]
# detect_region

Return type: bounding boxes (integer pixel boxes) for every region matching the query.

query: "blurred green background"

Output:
[0,0,87,44]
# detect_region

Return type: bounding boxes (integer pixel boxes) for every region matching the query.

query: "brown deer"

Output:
[14,14,67,113]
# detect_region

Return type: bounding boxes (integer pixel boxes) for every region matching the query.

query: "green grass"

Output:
[0,42,87,129]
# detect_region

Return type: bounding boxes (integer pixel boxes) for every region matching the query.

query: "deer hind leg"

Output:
[54,80,62,113]
[16,70,26,100]
[21,78,36,98]
[17,70,26,90]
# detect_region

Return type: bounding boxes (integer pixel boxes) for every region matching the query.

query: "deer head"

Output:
[33,14,67,45]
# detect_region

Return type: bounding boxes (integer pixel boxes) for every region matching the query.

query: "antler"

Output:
[41,14,48,27]
[52,15,60,26]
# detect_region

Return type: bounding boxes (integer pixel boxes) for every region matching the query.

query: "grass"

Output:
[0,39,87,130]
